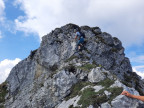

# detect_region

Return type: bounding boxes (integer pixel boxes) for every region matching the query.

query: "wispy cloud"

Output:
[0,0,5,22]
[13,0,144,46]
[131,55,144,64]
[0,58,21,84]
[0,31,2,39]
[133,66,144,79]
[0,0,18,34]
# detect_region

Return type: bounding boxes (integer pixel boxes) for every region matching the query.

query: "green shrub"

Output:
[77,86,123,107]
[65,56,77,62]
[65,78,123,108]
[65,81,94,100]
[77,64,96,71]
[78,88,108,108]
[107,87,123,103]
[0,82,8,103]
[98,78,115,88]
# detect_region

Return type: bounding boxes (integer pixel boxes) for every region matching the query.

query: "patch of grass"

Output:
[0,104,4,108]
[77,86,123,108]
[65,56,77,62]
[65,81,94,100]
[76,79,114,107]
[77,64,96,71]
[0,82,8,104]
[107,87,123,103]
[78,88,96,107]
[66,78,122,108]
[98,78,115,88]
[98,64,102,67]
[78,88,108,108]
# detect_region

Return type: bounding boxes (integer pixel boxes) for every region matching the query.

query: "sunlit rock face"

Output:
[5,24,144,108]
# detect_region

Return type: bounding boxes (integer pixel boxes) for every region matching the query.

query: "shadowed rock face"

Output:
[4,23,144,108]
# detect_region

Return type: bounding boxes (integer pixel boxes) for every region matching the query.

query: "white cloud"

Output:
[0,0,5,22]
[14,0,144,46]
[0,58,21,84]
[133,66,144,79]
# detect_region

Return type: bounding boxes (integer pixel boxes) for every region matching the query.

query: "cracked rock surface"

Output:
[4,23,144,108]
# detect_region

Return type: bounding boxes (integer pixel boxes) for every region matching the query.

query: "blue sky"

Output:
[0,0,144,84]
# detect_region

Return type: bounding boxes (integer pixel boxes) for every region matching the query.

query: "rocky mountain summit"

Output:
[1,23,144,108]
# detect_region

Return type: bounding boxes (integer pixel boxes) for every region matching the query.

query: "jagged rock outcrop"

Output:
[3,23,144,108]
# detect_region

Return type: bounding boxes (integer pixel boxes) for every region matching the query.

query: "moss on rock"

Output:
[98,78,115,88]
[107,87,123,103]
[65,56,77,62]
[65,81,94,100]
[0,82,8,105]
[78,88,108,108]
[77,64,96,71]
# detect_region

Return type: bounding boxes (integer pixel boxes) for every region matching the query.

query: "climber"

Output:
[121,91,144,102]
[74,29,85,52]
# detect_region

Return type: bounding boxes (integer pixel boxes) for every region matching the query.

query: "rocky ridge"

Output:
[2,23,144,108]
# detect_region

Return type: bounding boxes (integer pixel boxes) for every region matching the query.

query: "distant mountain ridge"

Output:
[1,23,144,108]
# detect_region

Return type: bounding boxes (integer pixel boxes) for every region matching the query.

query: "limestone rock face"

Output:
[4,23,144,108]
[88,67,114,83]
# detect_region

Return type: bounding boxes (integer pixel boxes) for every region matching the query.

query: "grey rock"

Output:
[4,23,144,108]
[101,102,111,108]
[111,95,139,108]
[87,105,94,108]
[104,90,111,96]
[56,95,81,108]
[88,68,106,83]
[88,67,114,83]
[93,85,104,92]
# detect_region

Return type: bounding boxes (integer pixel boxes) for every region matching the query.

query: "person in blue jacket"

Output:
[74,29,85,52]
